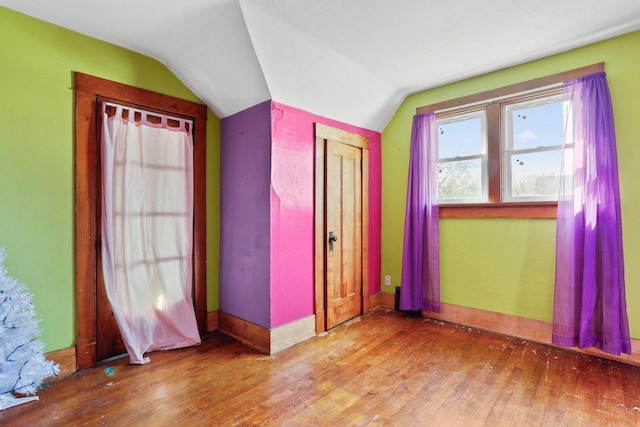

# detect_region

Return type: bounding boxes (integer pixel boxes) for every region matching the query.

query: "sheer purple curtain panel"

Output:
[552,72,631,355]
[400,112,440,312]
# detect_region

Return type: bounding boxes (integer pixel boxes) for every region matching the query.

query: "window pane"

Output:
[507,95,563,150]
[438,159,483,200]
[438,113,484,159]
[509,150,561,198]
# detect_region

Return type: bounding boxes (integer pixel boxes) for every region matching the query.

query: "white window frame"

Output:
[436,109,488,204]
[501,92,564,202]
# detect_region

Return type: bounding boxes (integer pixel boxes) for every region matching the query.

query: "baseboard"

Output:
[46,312,218,380]
[45,346,76,381]
[43,312,312,379]
[207,310,219,332]
[271,315,316,353]
[367,291,382,311]
[423,302,640,367]
[219,312,270,353]
[219,312,317,354]
[380,290,395,309]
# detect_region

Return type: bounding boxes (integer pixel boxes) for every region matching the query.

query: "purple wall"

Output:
[270,102,382,328]
[220,101,272,328]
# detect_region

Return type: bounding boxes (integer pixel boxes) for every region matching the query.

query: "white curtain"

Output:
[101,103,200,364]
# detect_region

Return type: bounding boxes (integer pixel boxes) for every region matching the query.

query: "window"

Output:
[418,62,604,218]
[437,109,487,203]
[503,94,564,201]
[436,90,564,204]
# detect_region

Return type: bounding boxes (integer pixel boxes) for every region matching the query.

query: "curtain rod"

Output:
[103,101,193,126]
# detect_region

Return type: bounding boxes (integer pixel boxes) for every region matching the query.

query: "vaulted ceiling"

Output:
[2,0,640,131]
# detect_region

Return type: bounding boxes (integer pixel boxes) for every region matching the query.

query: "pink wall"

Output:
[270,101,382,328]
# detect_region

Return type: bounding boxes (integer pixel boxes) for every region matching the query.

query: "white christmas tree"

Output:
[0,248,59,410]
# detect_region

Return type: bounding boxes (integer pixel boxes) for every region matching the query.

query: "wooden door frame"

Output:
[74,72,208,369]
[314,123,369,334]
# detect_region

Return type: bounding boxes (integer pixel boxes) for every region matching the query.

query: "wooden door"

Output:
[325,139,363,328]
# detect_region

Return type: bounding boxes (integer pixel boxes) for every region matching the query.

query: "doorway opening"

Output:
[74,73,207,369]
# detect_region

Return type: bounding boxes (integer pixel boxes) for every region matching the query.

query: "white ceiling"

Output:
[2,0,640,131]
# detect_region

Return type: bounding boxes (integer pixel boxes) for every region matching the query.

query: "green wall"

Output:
[0,6,221,352]
[382,30,640,337]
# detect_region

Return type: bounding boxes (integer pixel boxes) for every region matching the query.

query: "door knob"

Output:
[328,231,338,252]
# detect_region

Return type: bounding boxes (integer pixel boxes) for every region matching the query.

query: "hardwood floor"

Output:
[3,308,640,426]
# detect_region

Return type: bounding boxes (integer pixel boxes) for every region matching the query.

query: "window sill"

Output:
[439,202,557,219]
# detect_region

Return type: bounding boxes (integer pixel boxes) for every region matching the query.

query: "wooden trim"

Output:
[207,311,219,332]
[367,291,382,311]
[418,64,604,214]
[486,103,501,203]
[270,315,316,354]
[315,123,369,149]
[422,302,640,367]
[193,108,207,329]
[361,149,370,313]
[424,303,551,343]
[440,202,557,218]
[75,88,98,370]
[45,346,77,381]
[416,62,604,114]
[314,136,326,334]
[380,291,395,309]
[313,123,370,334]
[218,312,270,354]
[75,73,207,121]
[314,309,326,335]
[74,73,208,369]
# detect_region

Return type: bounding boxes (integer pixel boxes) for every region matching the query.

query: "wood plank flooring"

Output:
[2,308,640,426]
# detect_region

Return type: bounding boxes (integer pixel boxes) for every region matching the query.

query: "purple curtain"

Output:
[552,72,631,355]
[400,112,440,312]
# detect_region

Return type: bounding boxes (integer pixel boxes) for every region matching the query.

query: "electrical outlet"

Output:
[384,275,391,286]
